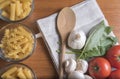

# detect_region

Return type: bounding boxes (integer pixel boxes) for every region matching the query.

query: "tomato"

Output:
[109,70,120,79]
[106,45,120,69]
[89,57,111,79]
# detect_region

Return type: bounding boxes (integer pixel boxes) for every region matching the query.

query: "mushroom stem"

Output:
[75,34,80,39]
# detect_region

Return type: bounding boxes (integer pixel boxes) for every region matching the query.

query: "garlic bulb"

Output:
[68,30,86,49]
[65,58,77,74]
[76,59,88,73]
[68,71,85,79]
[85,75,93,79]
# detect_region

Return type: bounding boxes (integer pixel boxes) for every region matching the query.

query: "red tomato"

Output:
[89,57,111,79]
[106,45,120,69]
[109,70,120,79]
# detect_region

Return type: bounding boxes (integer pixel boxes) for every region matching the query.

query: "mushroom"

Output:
[68,71,85,79]
[64,58,77,74]
[68,30,86,49]
[85,75,93,79]
[76,59,88,73]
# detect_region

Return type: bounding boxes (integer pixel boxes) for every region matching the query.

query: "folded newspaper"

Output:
[37,0,114,73]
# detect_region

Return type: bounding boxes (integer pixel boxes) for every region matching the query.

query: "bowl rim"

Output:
[0,0,34,23]
[0,63,37,79]
[0,23,37,62]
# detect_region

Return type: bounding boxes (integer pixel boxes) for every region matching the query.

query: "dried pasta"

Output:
[0,0,4,3]
[1,66,33,79]
[1,11,9,18]
[1,67,17,78]
[10,3,16,21]
[0,25,34,60]
[0,0,11,9]
[0,0,32,21]
[15,1,21,16]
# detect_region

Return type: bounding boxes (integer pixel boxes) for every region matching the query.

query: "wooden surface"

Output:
[0,0,120,79]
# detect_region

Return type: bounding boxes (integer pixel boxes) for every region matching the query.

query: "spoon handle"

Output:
[59,42,66,79]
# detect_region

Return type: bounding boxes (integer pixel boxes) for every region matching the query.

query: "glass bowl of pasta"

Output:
[0,23,36,62]
[0,0,34,22]
[0,63,37,79]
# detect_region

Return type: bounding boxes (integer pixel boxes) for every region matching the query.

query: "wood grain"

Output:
[57,7,76,79]
[0,0,120,79]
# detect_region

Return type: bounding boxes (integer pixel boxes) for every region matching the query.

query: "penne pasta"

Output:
[1,67,17,78]
[15,0,21,16]
[2,11,9,19]
[1,66,33,79]
[5,75,16,79]
[17,68,26,79]
[10,3,16,21]
[0,0,4,3]
[0,0,32,21]
[4,6,10,13]
[20,0,32,3]
[11,0,16,2]
[23,68,32,79]
[0,0,11,9]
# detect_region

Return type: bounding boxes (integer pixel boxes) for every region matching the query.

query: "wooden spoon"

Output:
[57,7,76,79]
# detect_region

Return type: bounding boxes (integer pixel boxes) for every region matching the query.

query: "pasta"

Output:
[15,1,21,16]
[1,67,17,78]
[20,0,32,3]
[1,11,9,19]
[0,0,4,3]
[23,68,33,79]
[1,66,33,79]
[10,3,16,21]
[0,25,34,60]
[0,0,32,21]
[0,0,11,9]
[17,68,26,79]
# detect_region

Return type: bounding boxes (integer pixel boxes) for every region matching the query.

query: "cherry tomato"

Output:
[89,57,111,79]
[106,45,120,69]
[109,70,120,79]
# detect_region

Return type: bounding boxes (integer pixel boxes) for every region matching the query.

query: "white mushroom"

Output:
[68,30,86,49]
[76,59,88,73]
[85,75,93,79]
[65,58,77,74]
[68,71,85,79]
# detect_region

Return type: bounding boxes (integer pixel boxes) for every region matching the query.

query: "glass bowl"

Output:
[0,23,36,62]
[0,0,34,22]
[0,63,37,79]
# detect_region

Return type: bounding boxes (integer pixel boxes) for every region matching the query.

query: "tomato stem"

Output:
[94,66,99,71]
[118,55,120,62]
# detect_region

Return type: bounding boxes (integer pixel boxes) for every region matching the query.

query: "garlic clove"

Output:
[85,75,93,79]
[65,58,77,74]
[68,71,85,79]
[68,30,86,49]
[76,59,88,73]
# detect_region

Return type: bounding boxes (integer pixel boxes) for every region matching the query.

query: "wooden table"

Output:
[0,0,120,79]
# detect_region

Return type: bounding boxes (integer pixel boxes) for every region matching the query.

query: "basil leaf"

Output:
[78,21,117,60]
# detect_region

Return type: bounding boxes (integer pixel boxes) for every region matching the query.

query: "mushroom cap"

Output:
[76,59,88,73]
[68,30,86,49]
[68,71,85,79]
[65,58,77,74]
